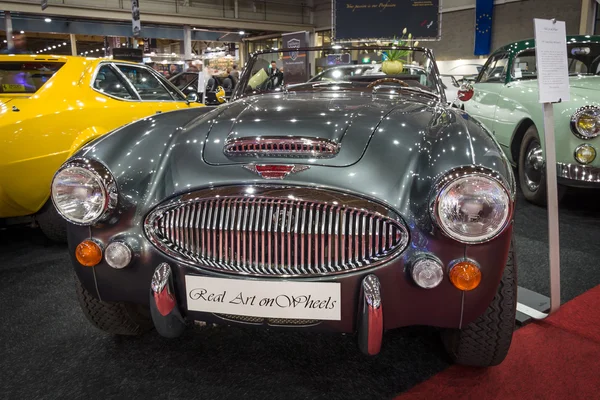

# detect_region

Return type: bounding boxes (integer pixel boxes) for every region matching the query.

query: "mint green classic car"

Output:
[462,35,600,205]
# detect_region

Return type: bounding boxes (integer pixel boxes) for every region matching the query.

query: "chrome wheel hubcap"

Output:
[524,141,544,192]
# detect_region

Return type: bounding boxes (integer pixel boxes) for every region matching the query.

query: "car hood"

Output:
[0,97,33,127]
[202,92,436,167]
[517,76,600,101]
[0,97,14,106]
[568,76,600,98]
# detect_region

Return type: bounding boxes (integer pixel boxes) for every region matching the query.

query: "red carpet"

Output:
[398,285,600,400]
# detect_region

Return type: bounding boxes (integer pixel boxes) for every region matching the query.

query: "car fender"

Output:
[68,126,110,157]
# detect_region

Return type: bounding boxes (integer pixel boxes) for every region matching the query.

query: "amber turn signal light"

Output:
[449,261,481,291]
[75,240,103,267]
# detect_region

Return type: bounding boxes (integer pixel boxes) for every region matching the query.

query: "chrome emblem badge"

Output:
[243,164,310,180]
[287,38,300,61]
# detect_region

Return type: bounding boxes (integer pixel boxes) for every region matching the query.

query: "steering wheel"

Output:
[367,78,410,88]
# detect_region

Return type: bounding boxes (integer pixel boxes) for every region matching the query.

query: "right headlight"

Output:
[51,159,117,225]
[571,106,600,139]
[433,170,512,244]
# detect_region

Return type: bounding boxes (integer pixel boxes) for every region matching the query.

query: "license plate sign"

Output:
[185,276,341,321]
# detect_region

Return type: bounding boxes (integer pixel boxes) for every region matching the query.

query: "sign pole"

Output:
[516,18,567,322]
[542,101,561,314]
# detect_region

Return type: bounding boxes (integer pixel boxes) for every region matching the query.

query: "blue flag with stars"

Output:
[474,0,494,55]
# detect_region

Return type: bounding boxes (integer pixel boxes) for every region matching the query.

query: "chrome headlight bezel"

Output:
[430,166,514,244]
[570,105,600,140]
[51,158,117,226]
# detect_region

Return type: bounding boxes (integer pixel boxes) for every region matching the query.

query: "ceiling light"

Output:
[20,30,24,34]
[52,45,56,48]
[44,18,52,22]
[239,30,245,35]
[63,42,67,45]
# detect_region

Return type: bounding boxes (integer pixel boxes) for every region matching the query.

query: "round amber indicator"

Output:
[75,240,103,267]
[449,261,482,291]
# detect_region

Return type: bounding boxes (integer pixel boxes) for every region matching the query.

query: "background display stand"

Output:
[516,18,567,324]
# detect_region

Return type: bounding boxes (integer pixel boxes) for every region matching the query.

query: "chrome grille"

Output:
[223,136,339,158]
[145,186,409,277]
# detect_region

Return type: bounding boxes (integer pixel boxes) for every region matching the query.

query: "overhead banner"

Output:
[41,0,48,11]
[474,0,494,55]
[333,0,441,42]
[282,31,309,84]
[131,0,141,37]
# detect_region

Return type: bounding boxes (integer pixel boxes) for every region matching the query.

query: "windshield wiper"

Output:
[310,81,352,87]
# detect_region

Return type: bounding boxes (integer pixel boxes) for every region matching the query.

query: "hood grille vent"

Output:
[224,136,340,158]
[145,186,409,277]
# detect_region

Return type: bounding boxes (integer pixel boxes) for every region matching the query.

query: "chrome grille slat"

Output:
[354,210,360,266]
[348,210,353,267]
[147,188,409,277]
[307,204,313,274]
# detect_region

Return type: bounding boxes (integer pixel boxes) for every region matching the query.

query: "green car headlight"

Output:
[571,106,600,139]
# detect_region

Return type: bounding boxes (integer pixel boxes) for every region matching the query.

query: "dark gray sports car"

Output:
[52,46,517,367]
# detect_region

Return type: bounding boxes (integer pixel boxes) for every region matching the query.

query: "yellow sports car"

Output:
[0,55,202,240]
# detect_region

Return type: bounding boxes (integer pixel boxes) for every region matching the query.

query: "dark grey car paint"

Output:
[69,89,515,332]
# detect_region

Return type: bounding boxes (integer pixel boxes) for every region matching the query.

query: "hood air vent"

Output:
[224,136,340,158]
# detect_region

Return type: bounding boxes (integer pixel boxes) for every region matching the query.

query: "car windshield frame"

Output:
[232,46,445,103]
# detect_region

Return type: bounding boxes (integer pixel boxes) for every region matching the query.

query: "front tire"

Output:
[441,240,517,367]
[36,200,67,243]
[75,276,153,336]
[518,125,566,205]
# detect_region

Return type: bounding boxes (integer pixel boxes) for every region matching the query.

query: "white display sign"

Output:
[185,276,341,321]
[534,18,570,103]
[197,69,206,94]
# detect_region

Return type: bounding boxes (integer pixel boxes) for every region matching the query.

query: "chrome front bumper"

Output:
[557,163,600,187]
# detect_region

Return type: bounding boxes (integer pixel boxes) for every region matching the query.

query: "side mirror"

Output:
[186,92,199,104]
[457,83,474,102]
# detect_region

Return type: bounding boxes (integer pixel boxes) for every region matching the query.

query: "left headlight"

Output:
[432,170,512,244]
[51,159,117,225]
[571,106,600,139]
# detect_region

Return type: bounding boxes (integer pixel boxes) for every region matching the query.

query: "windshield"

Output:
[0,62,64,94]
[170,72,198,90]
[512,42,600,80]
[235,47,442,99]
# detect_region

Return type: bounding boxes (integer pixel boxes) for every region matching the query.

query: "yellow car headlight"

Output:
[571,106,600,139]
[574,144,596,165]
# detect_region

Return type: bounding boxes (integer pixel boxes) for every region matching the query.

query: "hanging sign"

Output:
[282,31,310,84]
[131,0,141,37]
[534,18,570,103]
[41,0,48,11]
[333,0,441,42]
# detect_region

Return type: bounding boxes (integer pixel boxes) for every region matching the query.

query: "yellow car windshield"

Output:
[0,62,64,94]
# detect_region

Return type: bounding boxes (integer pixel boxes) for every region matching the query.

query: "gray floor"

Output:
[1,188,599,400]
